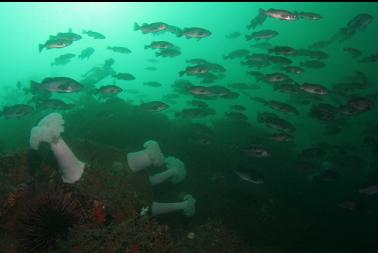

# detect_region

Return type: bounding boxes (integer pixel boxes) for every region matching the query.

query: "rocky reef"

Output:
[0,139,252,253]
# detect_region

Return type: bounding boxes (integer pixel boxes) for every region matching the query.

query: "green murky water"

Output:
[0,2,378,252]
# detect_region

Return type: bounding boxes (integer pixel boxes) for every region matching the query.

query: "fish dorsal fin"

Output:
[43,77,53,81]
[68,28,72,33]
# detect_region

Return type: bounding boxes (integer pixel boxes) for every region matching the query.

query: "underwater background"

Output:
[0,2,378,253]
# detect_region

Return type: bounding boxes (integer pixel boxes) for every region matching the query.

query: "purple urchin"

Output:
[17,186,86,252]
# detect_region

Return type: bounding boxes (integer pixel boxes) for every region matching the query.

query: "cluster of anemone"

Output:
[28,113,196,221]
[127,140,196,217]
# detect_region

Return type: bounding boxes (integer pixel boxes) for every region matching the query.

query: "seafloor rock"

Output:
[174,219,252,253]
[0,138,253,253]
[0,139,166,253]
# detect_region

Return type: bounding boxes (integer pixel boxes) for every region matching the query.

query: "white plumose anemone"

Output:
[127,140,165,172]
[29,113,85,184]
[149,156,187,186]
[151,194,196,217]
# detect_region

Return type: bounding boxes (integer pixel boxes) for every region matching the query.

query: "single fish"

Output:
[0,104,34,119]
[257,112,296,132]
[51,53,75,66]
[359,184,378,195]
[155,48,181,57]
[295,12,322,20]
[182,27,212,40]
[140,101,169,112]
[175,107,215,118]
[144,41,174,50]
[300,83,328,95]
[224,49,250,60]
[244,145,270,158]
[282,66,304,74]
[343,47,362,57]
[245,29,278,41]
[187,99,209,108]
[179,65,210,77]
[269,55,292,65]
[134,22,169,34]
[309,40,331,49]
[82,29,106,39]
[113,73,135,80]
[96,85,123,95]
[230,104,246,111]
[145,66,157,71]
[30,77,82,93]
[36,99,75,110]
[39,38,72,52]
[234,169,264,184]
[247,8,297,29]
[52,30,82,41]
[269,132,294,142]
[78,47,95,60]
[269,46,296,55]
[359,53,378,63]
[225,111,248,121]
[107,46,131,54]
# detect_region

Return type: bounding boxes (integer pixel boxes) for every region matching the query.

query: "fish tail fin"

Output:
[82,29,87,34]
[35,100,43,110]
[251,96,266,104]
[144,45,150,49]
[38,44,44,53]
[107,46,111,50]
[307,172,318,182]
[247,8,267,30]
[30,80,40,88]
[174,111,181,118]
[30,81,41,93]
[256,112,264,123]
[178,70,185,77]
[247,71,264,82]
[245,34,252,41]
[23,87,31,95]
[133,22,140,31]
